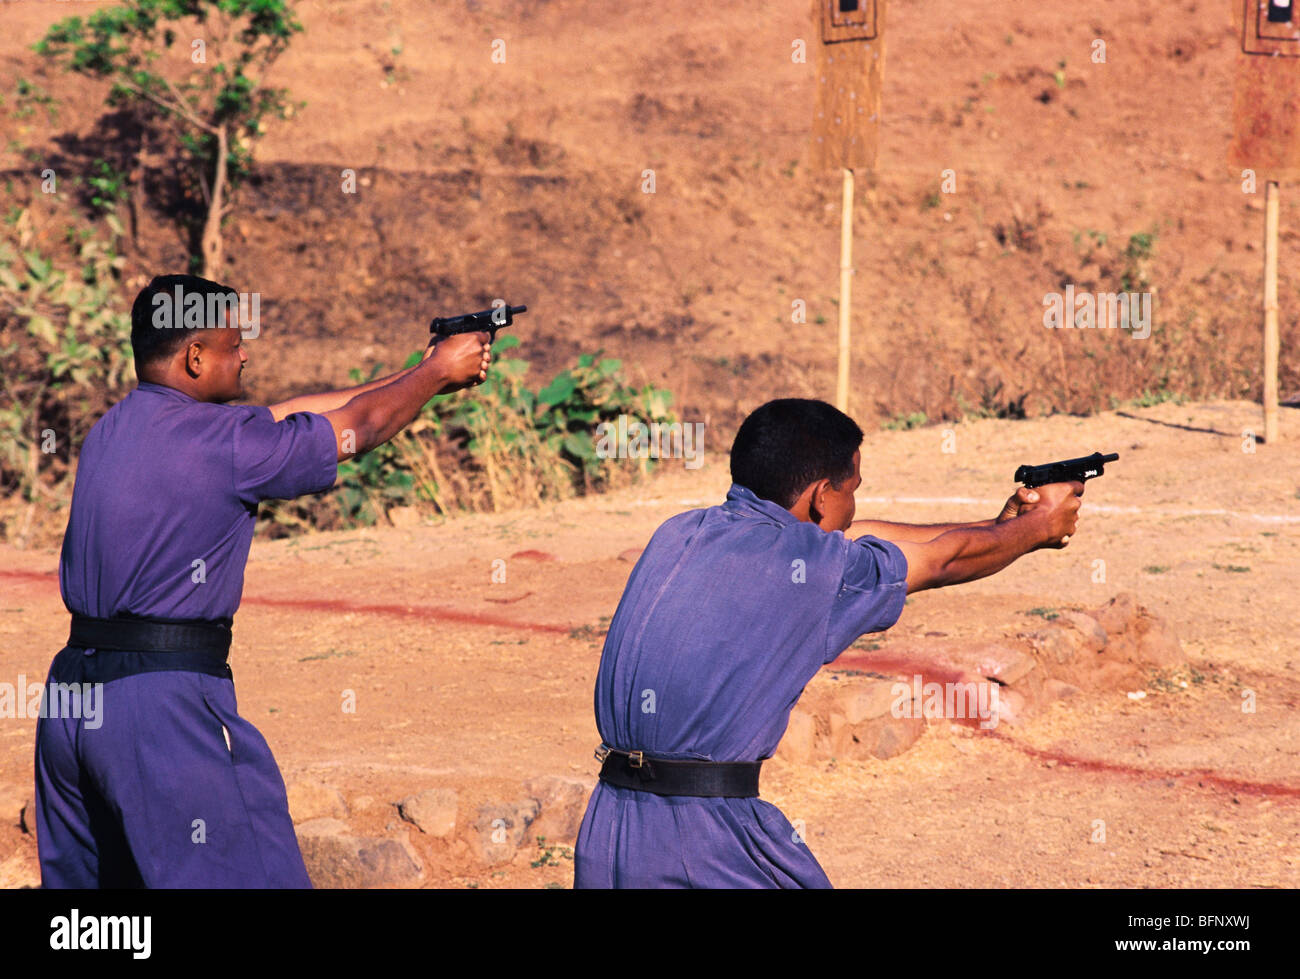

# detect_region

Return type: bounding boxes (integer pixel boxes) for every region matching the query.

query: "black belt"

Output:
[58,613,234,683]
[596,745,762,798]
[69,613,231,657]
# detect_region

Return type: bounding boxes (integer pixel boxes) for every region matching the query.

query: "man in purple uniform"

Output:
[573,398,1083,888]
[35,273,492,888]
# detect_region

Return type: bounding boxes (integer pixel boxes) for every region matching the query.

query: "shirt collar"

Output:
[723,483,800,526]
[136,380,197,403]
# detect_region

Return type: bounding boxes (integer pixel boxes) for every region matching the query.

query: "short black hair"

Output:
[130,273,239,368]
[730,398,864,509]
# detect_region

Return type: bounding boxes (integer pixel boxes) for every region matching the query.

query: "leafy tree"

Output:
[35,0,304,277]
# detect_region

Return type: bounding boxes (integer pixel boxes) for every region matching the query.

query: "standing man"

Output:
[573,398,1083,888]
[35,273,493,888]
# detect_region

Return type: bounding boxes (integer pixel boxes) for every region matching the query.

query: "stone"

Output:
[396,788,459,838]
[296,818,422,888]
[967,643,1039,685]
[1092,593,1138,638]
[286,779,349,823]
[828,711,850,756]
[1023,627,1086,666]
[775,708,817,765]
[524,776,594,843]
[857,714,925,759]
[0,785,30,832]
[840,680,897,725]
[1057,611,1109,653]
[988,686,1026,726]
[472,799,541,866]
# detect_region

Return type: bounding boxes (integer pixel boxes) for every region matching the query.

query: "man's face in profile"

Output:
[190,318,247,403]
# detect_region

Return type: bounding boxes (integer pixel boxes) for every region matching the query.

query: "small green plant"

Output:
[84,159,130,214]
[1212,563,1250,574]
[921,190,942,210]
[1143,565,1170,575]
[882,411,928,431]
[11,78,59,123]
[1053,59,1067,90]
[530,837,574,869]
[568,615,612,644]
[1121,229,1158,292]
[1124,387,1184,409]
[1024,606,1059,621]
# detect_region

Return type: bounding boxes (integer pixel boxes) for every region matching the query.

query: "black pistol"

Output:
[429,303,527,341]
[1014,452,1119,488]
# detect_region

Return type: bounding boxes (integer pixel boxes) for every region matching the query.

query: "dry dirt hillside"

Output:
[2,0,1297,437]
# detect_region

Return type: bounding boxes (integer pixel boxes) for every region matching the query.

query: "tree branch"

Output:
[114,77,216,135]
[156,72,213,134]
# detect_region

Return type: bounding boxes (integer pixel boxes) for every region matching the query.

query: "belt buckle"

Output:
[594,744,611,763]
[628,750,645,769]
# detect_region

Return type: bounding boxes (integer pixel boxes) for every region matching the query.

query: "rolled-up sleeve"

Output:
[824,534,909,662]
[231,407,338,504]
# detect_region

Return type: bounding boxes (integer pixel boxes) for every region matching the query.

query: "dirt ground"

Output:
[2,399,1297,888]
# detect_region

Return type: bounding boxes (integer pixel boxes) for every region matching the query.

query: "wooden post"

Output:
[812,0,885,414]
[837,168,854,412]
[1264,180,1281,444]
[1230,2,1299,444]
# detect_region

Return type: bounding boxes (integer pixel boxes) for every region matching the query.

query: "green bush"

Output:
[0,210,134,502]
[259,334,677,532]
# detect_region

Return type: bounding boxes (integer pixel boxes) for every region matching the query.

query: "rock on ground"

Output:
[396,788,459,838]
[471,799,540,866]
[296,817,422,888]
[286,779,349,823]
[525,775,595,843]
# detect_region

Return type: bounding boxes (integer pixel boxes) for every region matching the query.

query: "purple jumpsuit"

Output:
[35,381,337,887]
[573,484,909,888]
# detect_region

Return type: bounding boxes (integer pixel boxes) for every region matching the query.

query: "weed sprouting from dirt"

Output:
[530,836,574,868]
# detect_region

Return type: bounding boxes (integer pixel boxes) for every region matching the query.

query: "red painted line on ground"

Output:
[1,569,57,585]
[983,729,1300,800]
[0,568,574,635]
[239,593,573,635]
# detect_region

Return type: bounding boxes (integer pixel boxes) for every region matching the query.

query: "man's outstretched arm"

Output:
[320,332,490,462]
[892,482,1083,593]
[849,487,1041,543]
[267,339,445,421]
[268,365,419,421]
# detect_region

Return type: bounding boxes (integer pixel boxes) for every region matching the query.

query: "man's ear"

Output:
[184,339,204,379]
[807,477,830,525]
